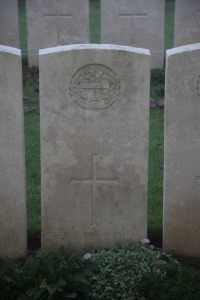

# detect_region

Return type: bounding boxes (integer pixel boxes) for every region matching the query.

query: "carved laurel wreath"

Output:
[69,64,120,102]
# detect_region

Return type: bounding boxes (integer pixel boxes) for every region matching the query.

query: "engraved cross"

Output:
[119,2,147,45]
[71,155,118,227]
[43,2,72,45]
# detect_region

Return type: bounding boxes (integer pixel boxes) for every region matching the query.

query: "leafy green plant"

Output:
[0,247,98,300]
[0,257,25,300]
[23,66,39,88]
[150,69,165,99]
[151,69,165,87]
[139,266,200,300]
[23,66,40,106]
[89,241,180,300]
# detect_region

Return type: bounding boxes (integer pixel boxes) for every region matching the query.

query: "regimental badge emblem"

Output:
[69,64,120,110]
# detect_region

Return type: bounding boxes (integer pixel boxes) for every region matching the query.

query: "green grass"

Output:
[19,1,174,243]
[24,114,40,235]
[165,0,175,50]
[18,0,28,62]
[148,109,164,240]
[90,0,101,43]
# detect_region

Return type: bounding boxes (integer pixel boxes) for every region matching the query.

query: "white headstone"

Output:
[164,43,200,257]
[26,0,89,66]
[174,0,200,47]
[40,44,150,254]
[101,0,165,69]
[0,46,26,258]
[0,0,19,48]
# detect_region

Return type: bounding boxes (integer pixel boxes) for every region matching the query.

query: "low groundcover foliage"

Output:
[0,246,97,300]
[139,267,200,300]
[89,241,180,300]
[1,242,200,299]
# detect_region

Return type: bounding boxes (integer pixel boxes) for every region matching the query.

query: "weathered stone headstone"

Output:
[164,43,200,257]
[101,0,165,69]
[26,0,89,66]
[40,44,150,254]
[0,0,19,48]
[174,0,200,47]
[0,46,26,258]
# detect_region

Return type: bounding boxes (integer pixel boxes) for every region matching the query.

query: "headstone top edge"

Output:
[39,44,150,56]
[0,45,21,56]
[166,43,200,58]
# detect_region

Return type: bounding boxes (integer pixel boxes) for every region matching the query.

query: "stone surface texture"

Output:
[164,43,200,257]
[0,46,27,258]
[101,0,164,69]
[40,44,150,254]
[0,0,19,47]
[174,0,200,47]
[26,0,89,66]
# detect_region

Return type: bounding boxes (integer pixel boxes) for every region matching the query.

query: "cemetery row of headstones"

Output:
[1,42,200,258]
[1,0,200,68]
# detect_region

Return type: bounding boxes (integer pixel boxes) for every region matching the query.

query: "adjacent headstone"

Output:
[0,46,26,258]
[26,0,89,66]
[40,44,150,254]
[174,0,200,47]
[0,0,19,48]
[101,0,165,69]
[164,43,200,257]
